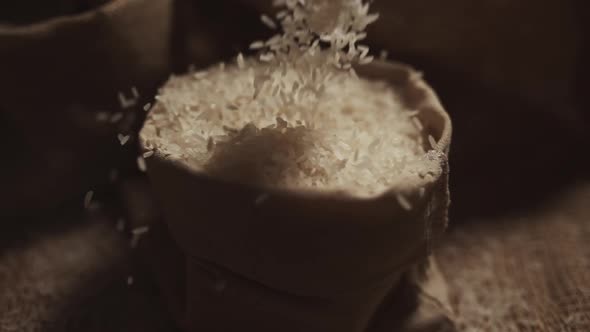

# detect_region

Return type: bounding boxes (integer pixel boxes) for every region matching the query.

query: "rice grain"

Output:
[84,190,94,209]
[118,134,130,146]
[137,156,147,172]
[396,193,412,211]
[261,14,277,29]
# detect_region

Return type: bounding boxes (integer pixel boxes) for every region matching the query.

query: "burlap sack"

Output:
[138,61,454,332]
[0,1,112,25]
[0,0,172,216]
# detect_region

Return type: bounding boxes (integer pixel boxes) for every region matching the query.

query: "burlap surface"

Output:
[438,185,590,332]
[2,182,589,331]
[0,216,129,332]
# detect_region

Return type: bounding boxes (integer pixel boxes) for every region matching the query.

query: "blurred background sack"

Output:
[0,0,173,217]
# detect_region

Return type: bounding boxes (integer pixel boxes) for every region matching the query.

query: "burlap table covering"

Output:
[4,182,590,331]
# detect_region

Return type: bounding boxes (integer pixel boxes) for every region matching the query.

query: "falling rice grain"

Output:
[261,14,277,29]
[255,193,270,205]
[418,187,425,198]
[132,226,150,235]
[130,226,150,248]
[137,156,147,172]
[118,134,130,146]
[84,190,94,209]
[396,193,412,211]
[237,53,245,69]
[118,92,137,109]
[110,112,124,123]
[250,41,266,50]
[96,112,109,122]
[116,218,125,232]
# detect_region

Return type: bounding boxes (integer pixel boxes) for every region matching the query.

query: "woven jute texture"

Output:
[0,218,128,332]
[1,182,589,331]
[438,185,590,332]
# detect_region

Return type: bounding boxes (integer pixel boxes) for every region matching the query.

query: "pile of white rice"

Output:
[140,0,439,197]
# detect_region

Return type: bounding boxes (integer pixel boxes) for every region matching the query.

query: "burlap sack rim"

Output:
[138,61,452,297]
[0,0,141,34]
[143,155,437,294]
[140,60,452,202]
